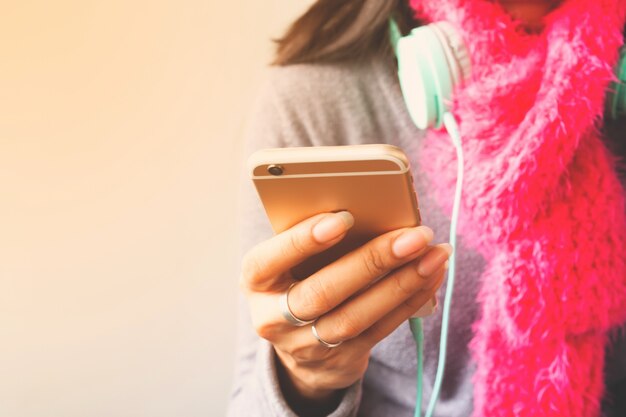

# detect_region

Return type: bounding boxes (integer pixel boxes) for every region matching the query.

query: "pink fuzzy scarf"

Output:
[409,0,626,415]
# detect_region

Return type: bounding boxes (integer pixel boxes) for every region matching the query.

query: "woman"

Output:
[229,1,626,416]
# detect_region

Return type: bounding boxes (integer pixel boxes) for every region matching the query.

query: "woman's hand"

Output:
[239,211,451,411]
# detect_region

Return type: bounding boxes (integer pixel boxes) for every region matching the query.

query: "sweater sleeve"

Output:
[600,117,626,417]
[602,323,626,417]
[226,69,363,417]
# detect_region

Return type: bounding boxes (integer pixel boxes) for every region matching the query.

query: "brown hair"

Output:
[272,0,419,66]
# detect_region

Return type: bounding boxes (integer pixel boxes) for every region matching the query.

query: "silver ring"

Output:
[279,282,315,326]
[311,321,342,348]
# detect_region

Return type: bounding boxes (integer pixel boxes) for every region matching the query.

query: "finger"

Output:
[287,226,435,321]
[270,265,446,364]
[354,265,447,351]
[272,324,339,364]
[416,243,453,277]
[241,211,354,292]
[308,245,451,345]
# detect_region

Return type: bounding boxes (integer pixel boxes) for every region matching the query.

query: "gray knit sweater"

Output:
[228,50,626,417]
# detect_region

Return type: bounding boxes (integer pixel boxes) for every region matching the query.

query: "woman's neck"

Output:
[498,0,561,29]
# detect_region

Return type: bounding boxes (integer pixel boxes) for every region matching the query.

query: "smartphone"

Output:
[248,144,435,316]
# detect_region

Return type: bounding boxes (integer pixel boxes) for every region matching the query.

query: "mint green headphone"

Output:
[607,45,626,120]
[389,19,626,129]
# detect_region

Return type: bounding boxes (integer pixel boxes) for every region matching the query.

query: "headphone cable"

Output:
[410,112,464,417]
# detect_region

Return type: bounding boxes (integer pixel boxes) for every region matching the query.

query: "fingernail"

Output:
[312,211,354,243]
[424,270,445,289]
[392,226,433,258]
[411,297,438,318]
[417,243,453,277]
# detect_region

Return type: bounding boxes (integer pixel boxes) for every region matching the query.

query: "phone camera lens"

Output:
[268,165,284,176]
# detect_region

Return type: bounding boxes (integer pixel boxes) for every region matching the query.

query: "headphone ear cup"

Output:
[395,23,470,130]
[431,22,471,87]
[396,28,440,129]
[419,27,454,128]
[606,46,626,120]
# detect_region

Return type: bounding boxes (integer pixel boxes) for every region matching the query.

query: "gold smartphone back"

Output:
[249,144,421,279]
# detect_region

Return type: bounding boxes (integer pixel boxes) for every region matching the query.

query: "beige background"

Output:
[0,1,312,416]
